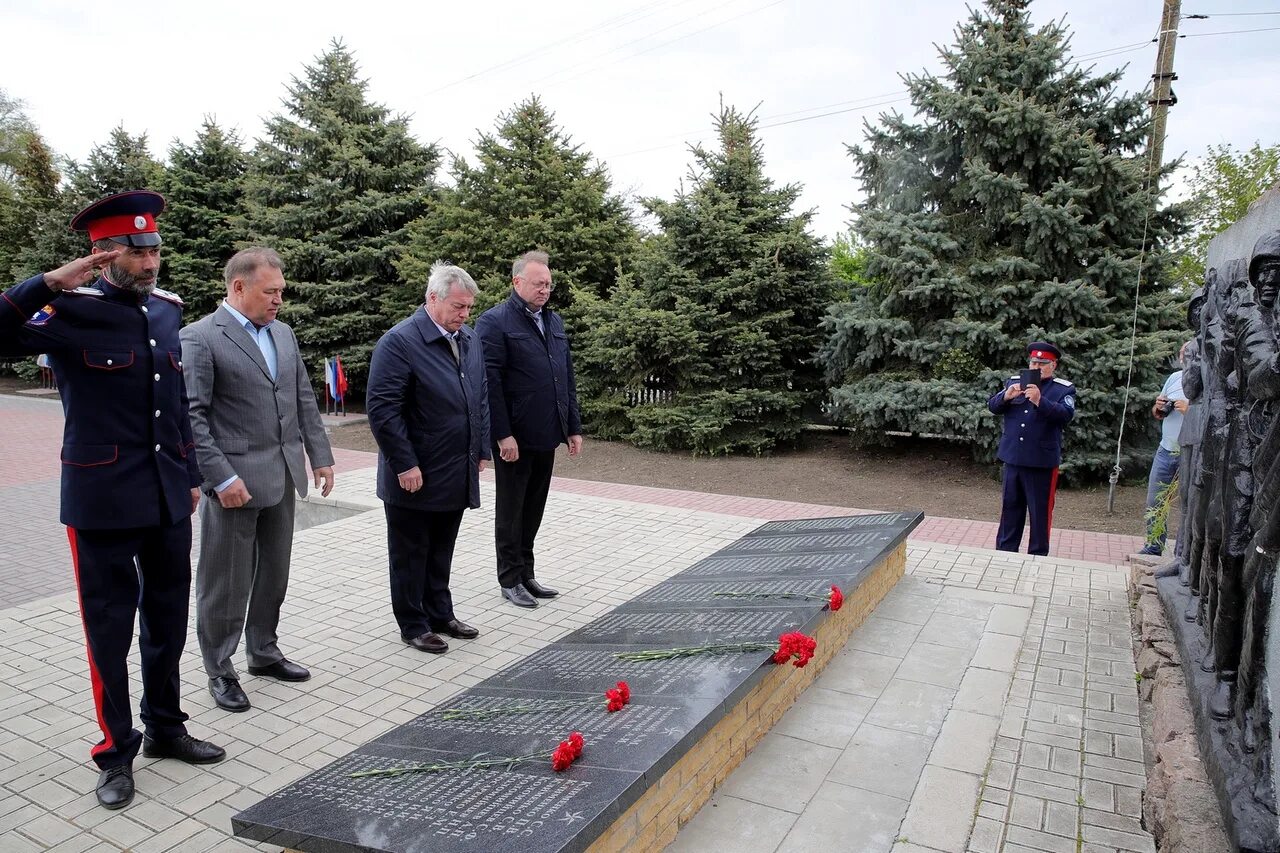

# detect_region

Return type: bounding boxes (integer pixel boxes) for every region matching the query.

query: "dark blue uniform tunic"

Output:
[987,375,1077,556]
[0,273,201,769]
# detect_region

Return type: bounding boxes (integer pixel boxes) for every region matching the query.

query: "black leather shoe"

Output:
[209,677,250,712]
[142,733,226,764]
[524,578,560,598]
[96,764,134,810]
[502,583,538,608]
[248,658,311,682]
[404,632,449,654]
[440,619,479,640]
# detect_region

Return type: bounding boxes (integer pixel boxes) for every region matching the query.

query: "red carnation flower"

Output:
[551,743,575,771]
[616,681,631,703]
[552,731,585,771]
[828,585,844,612]
[604,680,632,712]
[773,631,817,667]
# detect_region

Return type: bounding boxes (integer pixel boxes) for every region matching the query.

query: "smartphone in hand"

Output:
[1019,368,1041,389]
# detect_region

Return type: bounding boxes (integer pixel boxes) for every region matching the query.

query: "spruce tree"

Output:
[399,96,634,312]
[575,104,835,455]
[161,119,249,318]
[12,127,165,279]
[243,40,439,396]
[820,0,1184,480]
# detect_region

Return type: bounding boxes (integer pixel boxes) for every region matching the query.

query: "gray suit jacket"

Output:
[181,305,334,508]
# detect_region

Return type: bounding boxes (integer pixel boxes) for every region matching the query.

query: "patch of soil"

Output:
[326,423,1151,537]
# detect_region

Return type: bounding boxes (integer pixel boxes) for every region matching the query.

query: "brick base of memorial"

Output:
[587,544,905,853]
[235,512,921,853]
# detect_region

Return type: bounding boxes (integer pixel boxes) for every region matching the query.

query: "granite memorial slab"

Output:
[625,576,838,608]
[371,685,726,779]
[233,742,645,853]
[234,511,922,853]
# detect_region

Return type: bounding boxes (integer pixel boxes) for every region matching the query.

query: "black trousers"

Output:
[67,519,192,770]
[995,464,1059,557]
[493,448,555,589]
[384,504,464,637]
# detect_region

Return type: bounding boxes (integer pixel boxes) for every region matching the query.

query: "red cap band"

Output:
[1029,349,1057,361]
[86,212,157,242]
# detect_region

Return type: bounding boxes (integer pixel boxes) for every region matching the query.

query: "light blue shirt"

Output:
[213,301,278,493]
[1159,371,1185,452]
[221,301,277,381]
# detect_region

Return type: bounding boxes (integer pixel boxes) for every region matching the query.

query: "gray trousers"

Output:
[195,475,296,679]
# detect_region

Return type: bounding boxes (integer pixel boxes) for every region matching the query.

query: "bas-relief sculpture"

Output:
[1163,229,1280,834]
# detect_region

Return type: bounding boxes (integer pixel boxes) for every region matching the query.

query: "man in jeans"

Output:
[1140,344,1189,555]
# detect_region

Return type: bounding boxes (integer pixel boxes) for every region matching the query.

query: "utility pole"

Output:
[1147,0,1181,172]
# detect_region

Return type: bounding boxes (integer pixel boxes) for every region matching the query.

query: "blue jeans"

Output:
[1144,445,1180,551]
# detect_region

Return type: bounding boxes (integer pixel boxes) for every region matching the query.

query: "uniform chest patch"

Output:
[29,305,55,325]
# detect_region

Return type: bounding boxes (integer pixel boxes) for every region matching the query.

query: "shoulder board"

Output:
[1053,377,1072,386]
[151,288,184,305]
[66,286,104,296]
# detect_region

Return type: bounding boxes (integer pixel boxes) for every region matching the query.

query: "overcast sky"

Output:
[4,0,1277,240]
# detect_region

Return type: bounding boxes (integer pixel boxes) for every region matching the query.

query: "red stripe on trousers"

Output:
[1046,467,1060,549]
[65,527,114,759]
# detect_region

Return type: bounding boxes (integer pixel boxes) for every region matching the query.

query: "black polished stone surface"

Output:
[1157,575,1279,853]
[234,511,923,853]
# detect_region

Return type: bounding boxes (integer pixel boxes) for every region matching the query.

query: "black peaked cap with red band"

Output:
[1027,341,1061,361]
[69,190,165,247]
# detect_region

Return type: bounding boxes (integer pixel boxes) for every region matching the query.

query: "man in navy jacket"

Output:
[367,262,491,653]
[475,251,582,609]
[988,341,1077,556]
[0,192,225,811]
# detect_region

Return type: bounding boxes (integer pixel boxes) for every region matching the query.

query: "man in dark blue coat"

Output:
[475,251,582,609]
[367,262,491,654]
[0,192,225,811]
[988,341,1077,556]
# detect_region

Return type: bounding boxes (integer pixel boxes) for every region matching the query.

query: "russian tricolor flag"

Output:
[324,356,348,403]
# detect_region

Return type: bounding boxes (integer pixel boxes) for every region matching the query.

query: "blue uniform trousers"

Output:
[996,464,1059,556]
[67,519,192,769]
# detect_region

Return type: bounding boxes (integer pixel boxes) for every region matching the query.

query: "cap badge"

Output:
[134,215,147,229]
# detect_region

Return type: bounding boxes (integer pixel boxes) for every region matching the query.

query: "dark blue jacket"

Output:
[474,291,581,452]
[366,308,490,512]
[0,274,201,528]
[987,375,1077,468]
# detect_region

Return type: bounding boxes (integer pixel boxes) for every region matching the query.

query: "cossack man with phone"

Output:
[987,341,1077,556]
[0,191,225,812]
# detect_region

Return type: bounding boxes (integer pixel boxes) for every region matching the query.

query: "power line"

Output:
[536,0,786,89]
[421,0,685,95]
[1183,9,1280,16]
[1179,24,1280,37]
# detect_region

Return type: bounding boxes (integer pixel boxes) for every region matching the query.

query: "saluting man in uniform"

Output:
[0,191,225,811]
[987,341,1077,556]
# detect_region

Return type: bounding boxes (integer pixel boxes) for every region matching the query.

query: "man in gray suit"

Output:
[181,247,335,712]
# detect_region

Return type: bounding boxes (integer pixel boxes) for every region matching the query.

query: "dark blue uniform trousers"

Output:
[67,519,192,769]
[996,464,1059,557]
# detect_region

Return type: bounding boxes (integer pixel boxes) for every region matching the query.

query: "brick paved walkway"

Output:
[0,393,1153,852]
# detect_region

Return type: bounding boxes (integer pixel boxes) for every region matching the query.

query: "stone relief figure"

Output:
[1232,231,1280,765]
[1184,265,1232,625]
[1200,259,1256,721]
[1165,288,1206,582]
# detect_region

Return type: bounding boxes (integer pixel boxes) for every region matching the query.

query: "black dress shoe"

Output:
[440,619,479,640]
[502,583,538,608]
[96,764,134,810]
[209,676,250,712]
[248,658,311,682]
[142,733,226,764]
[404,632,449,654]
[524,578,560,598]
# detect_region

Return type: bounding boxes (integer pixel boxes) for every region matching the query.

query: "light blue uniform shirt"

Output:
[213,301,279,493]
[1159,371,1185,452]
